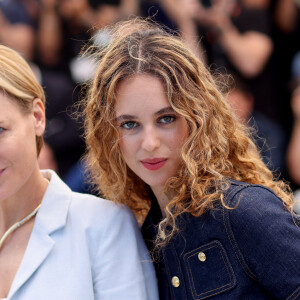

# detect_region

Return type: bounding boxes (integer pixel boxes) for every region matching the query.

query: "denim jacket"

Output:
[142,180,300,299]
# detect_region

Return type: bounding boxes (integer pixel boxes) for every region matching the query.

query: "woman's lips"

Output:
[141,158,168,171]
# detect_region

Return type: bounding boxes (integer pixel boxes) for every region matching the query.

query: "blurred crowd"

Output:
[1,0,300,202]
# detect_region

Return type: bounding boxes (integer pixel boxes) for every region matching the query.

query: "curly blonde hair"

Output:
[0,45,46,155]
[83,18,294,238]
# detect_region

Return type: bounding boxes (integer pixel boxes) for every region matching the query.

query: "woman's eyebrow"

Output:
[115,107,175,123]
[154,107,175,116]
[115,114,137,123]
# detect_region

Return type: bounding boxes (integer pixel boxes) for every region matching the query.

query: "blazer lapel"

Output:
[7,171,71,298]
[8,223,55,298]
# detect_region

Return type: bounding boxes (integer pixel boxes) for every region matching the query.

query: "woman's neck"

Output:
[151,186,171,218]
[0,167,47,234]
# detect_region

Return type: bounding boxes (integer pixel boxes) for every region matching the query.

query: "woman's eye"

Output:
[0,127,4,134]
[120,121,138,130]
[159,115,176,124]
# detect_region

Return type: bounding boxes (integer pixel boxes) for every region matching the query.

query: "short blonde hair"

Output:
[0,45,46,154]
[83,18,294,235]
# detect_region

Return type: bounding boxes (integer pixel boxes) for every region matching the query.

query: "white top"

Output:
[6,170,158,300]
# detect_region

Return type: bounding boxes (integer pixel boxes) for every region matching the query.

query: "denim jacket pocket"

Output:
[183,240,236,299]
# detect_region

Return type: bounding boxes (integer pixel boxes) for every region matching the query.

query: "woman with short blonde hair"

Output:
[0,44,158,299]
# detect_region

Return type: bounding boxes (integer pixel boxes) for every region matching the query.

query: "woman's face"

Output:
[115,74,189,192]
[0,92,45,202]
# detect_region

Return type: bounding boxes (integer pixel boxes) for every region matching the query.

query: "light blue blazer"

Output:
[7,170,159,300]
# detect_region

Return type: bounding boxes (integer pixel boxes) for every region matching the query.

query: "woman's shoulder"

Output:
[221,178,296,228]
[224,178,283,209]
[69,191,135,227]
[222,179,299,234]
[70,190,124,210]
[221,180,300,298]
[45,170,134,224]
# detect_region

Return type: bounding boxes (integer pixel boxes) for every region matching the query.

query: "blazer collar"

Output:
[8,170,72,298]
[35,170,71,234]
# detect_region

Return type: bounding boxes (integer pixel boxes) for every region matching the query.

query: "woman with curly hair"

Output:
[83,18,300,299]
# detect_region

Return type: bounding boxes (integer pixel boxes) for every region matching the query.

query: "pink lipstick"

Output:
[141,158,167,171]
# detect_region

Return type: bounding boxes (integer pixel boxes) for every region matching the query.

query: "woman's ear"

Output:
[32,98,46,136]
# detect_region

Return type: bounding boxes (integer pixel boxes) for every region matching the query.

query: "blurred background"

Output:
[1,0,300,210]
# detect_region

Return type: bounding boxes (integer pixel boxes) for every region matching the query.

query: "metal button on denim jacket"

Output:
[142,180,300,299]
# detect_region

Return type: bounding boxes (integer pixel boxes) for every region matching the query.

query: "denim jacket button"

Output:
[198,251,206,262]
[171,276,180,287]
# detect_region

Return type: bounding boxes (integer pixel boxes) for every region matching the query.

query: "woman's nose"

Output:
[141,126,160,152]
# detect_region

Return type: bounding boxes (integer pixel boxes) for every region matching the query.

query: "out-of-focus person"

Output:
[35,0,140,187]
[287,80,300,213]
[287,51,300,213]
[143,0,278,123]
[287,77,300,185]
[0,0,37,61]
[193,0,277,122]
[140,0,206,60]
[226,73,287,177]
[272,0,300,134]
